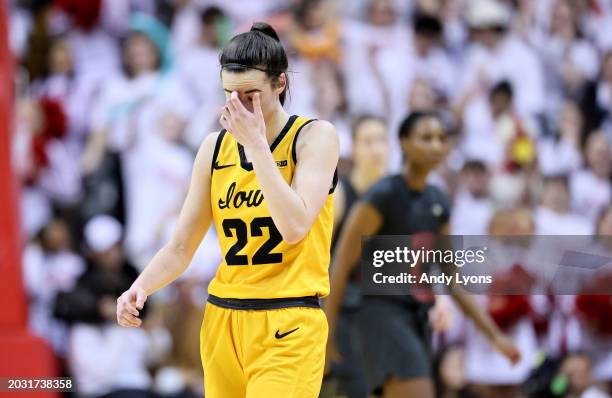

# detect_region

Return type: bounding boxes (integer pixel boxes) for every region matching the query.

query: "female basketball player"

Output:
[326,115,389,398]
[116,23,339,397]
[324,112,520,398]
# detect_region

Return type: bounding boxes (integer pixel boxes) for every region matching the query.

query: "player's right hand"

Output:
[116,285,147,327]
[491,333,522,365]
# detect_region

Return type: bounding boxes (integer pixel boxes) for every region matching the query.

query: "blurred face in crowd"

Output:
[585,132,612,178]
[489,89,512,118]
[597,207,612,234]
[489,208,534,235]
[159,112,186,142]
[313,64,344,118]
[200,8,225,48]
[402,116,449,170]
[514,209,535,235]
[560,354,593,395]
[221,69,286,120]
[368,0,395,26]
[489,210,513,235]
[602,52,612,84]
[93,244,123,271]
[49,39,72,75]
[300,0,325,30]
[559,101,582,138]
[414,31,440,56]
[41,219,72,252]
[201,24,219,48]
[460,162,489,198]
[124,33,160,76]
[471,26,505,49]
[352,118,389,173]
[540,178,570,213]
[409,79,438,111]
[551,0,577,37]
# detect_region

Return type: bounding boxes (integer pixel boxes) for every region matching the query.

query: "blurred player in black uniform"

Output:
[324,112,520,398]
[325,115,389,398]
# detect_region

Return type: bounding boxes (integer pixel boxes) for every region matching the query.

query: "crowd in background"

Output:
[7,0,612,397]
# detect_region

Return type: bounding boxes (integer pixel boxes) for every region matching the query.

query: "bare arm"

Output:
[440,223,521,363]
[116,132,217,327]
[81,129,107,175]
[323,202,382,358]
[222,92,339,243]
[450,286,519,363]
[332,180,346,228]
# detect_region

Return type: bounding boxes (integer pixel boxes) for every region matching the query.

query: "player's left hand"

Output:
[219,91,267,149]
[491,333,522,365]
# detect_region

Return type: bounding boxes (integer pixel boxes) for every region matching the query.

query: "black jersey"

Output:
[361,174,451,306]
[331,177,359,251]
[332,177,363,310]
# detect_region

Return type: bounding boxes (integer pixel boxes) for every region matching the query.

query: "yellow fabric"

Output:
[208,115,334,299]
[200,302,328,397]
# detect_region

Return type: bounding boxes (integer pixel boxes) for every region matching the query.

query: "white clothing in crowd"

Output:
[22,244,85,354]
[69,324,153,396]
[571,170,612,223]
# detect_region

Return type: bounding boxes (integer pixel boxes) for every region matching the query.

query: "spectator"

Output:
[22,217,85,355]
[178,6,228,150]
[530,0,599,118]
[450,159,494,235]
[535,175,593,235]
[463,208,538,398]
[538,101,583,176]
[571,132,612,223]
[558,353,611,398]
[325,115,389,398]
[84,13,191,268]
[458,0,545,171]
[342,0,408,118]
[580,51,612,138]
[55,215,161,398]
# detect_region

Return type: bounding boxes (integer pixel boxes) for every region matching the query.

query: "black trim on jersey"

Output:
[291,118,317,164]
[271,114,298,152]
[237,144,254,171]
[329,168,338,194]
[290,118,336,194]
[207,294,320,310]
[211,129,227,174]
[237,115,298,172]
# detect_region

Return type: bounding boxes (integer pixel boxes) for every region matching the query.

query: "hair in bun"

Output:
[250,22,280,42]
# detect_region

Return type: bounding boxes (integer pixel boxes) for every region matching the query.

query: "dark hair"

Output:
[398,111,440,139]
[200,6,224,26]
[413,13,442,37]
[490,80,513,100]
[462,159,487,173]
[219,22,289,105]
[293,0,322,29]
[351,114,387,139]
[542,174,569,187]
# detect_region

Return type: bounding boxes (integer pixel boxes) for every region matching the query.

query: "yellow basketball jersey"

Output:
[208,115,337,299]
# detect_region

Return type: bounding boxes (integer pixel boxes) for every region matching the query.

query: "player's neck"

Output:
[264,106,290,146]
[402,163,429,191]
[350,166,383,194]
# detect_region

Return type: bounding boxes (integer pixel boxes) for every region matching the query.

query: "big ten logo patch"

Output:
[276,160,288,168]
